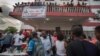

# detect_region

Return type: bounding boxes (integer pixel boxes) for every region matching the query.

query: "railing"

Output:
[10,6,94,17]
[47,6,90,13]
[12,2,92,14]
[13,6,90,13]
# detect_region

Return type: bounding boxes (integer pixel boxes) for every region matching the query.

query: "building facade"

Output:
[37,0,100,14]
[8,0,100,37]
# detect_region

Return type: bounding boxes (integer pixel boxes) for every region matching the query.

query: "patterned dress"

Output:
[33,38,45,56]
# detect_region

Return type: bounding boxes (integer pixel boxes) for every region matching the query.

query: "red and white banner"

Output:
[22,6,46,18]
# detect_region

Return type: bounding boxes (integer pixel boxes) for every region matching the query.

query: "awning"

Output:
[0,13,22,31]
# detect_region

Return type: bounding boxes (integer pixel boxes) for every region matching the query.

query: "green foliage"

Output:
[5,26,17,33]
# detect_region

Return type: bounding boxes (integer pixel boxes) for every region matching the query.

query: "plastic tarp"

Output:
[0,13,22,31]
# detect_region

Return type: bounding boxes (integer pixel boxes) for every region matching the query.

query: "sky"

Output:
[0,0,34,15]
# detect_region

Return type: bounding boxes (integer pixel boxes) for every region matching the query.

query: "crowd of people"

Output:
[0,25,100,56]
[14,1,86,7]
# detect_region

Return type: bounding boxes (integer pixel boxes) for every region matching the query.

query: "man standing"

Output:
[66,25,99,56]
[3,32,14,49]
[13,31,24,52]
[95,25,100,52]
[40,31,52,56]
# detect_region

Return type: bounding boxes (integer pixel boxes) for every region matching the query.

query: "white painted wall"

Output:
[21,24,35,31]
[88,0,100,5]
[91,9,100,14]
[83,26,95,31]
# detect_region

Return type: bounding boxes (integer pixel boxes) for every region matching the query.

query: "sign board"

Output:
[22,6,46,18]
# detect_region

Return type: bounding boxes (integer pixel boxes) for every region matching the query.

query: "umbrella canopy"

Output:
[0,13,23,31]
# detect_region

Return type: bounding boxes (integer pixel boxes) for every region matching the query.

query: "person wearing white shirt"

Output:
[37,31,42,38]
[13,31,24,52]
[55,34,67,56]
[40,31,52,56]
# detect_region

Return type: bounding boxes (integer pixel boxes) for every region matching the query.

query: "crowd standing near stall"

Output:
[0,25,100,56]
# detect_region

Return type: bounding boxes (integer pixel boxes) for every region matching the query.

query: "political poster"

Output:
[22,6,46,18]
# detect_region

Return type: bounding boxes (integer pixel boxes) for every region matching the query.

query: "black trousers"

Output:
[52,46,56,56]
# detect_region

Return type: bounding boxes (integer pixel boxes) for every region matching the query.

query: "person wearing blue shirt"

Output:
[27,38,35,56]
[27,32,45,56]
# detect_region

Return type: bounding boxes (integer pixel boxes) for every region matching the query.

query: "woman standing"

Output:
[55,34,67,56]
